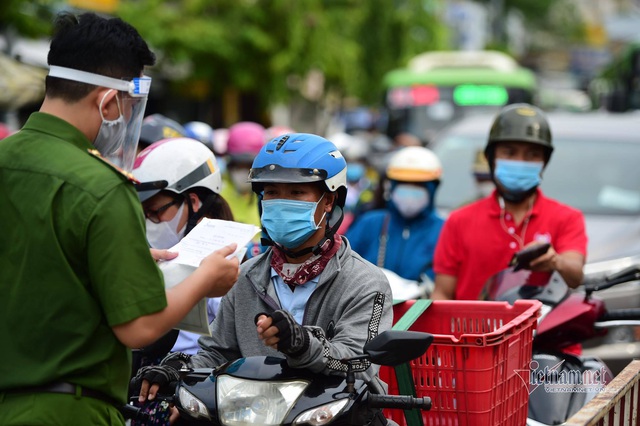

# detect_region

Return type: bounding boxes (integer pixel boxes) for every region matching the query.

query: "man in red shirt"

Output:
[432,103,587,300]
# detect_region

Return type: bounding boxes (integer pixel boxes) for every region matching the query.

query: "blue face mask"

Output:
[261,194,326,249]
[494,159,543,193]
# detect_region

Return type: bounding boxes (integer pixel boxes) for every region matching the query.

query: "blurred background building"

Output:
[1,0,640,135]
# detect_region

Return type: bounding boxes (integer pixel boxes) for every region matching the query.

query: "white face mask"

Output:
[229,168,253,194]
[94,90,126,158]
[146,202,187,249]
[391,184,430,219]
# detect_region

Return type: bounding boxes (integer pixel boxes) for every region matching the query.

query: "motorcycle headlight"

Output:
[293,398,350,425]
[217,375,309,426]
[178,386,210,420]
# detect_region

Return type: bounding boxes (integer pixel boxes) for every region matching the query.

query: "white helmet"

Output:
[328,132,370,162]
[133,137,222,202]
[386,146,442,182]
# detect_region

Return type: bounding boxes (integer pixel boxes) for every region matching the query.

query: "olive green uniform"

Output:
[0,113,167,425]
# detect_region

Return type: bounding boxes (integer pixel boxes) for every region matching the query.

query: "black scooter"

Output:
[127,330,433,426]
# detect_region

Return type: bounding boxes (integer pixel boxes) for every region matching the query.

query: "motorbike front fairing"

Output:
[174,356,382,426]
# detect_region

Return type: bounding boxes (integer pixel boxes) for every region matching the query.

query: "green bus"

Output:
[382,50,537,144]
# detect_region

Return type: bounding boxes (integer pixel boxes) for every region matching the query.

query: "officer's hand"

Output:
[197,244,240,298]
[150,248,179,262]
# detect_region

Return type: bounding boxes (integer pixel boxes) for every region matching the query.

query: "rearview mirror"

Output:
[364,330,433,366]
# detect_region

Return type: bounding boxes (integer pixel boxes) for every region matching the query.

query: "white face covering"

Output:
[390,184,430,219]
[146,202,187,249]
[229,168,253,194]
[94,90,126,158]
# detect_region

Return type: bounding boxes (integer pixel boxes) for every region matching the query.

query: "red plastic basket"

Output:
[380,299,541,426]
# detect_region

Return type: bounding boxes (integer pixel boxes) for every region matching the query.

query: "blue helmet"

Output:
[249,133,347,208]
[183,121,215,151]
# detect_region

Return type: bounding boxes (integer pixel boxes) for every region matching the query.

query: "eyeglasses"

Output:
[144,199,182,223]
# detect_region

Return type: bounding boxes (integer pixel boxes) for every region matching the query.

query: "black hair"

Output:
[46,12,156,102]
[188,188,235,222]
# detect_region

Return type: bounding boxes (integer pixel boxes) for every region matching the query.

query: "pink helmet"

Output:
[0,123,11,140]
[226,122,266,164]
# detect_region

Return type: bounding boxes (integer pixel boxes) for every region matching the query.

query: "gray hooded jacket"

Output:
[191,236,393,387]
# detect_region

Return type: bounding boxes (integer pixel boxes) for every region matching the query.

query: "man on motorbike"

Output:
[431,103,587,300]
[133,133,393,408]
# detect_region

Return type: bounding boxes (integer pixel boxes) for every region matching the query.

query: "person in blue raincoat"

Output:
[346,146,444,281]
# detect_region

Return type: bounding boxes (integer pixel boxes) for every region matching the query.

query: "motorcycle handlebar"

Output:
[119,404,150,422]
[368,394,432,411]
[599,308,640,321]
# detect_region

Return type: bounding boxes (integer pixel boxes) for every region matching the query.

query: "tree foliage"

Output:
[0,0,55,39]
[473,0,586,49]
[117,0,449,106]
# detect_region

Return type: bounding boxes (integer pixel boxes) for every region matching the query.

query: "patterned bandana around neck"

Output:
[270,234,342,286]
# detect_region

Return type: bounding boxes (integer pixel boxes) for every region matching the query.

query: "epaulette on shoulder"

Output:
[88,149,140,184]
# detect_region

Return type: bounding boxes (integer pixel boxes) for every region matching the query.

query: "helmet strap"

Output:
[495,184,538,204]
[259,234,320,259]
[184,194,216,235]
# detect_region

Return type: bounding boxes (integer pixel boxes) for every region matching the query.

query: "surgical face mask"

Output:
[146,202,186,249]
[391,184,430,219]
[494,159,543,194]
[229,168,253,194]
[94,90,126,158]
[261,194,326,249]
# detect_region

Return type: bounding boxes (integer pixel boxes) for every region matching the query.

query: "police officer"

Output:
[0,12,238,425]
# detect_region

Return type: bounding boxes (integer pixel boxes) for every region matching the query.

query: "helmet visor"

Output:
[249,164,328,184]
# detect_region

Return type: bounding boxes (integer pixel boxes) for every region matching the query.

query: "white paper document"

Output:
[158,219,260,335]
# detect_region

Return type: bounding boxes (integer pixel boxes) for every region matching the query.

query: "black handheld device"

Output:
[509,243,551,271]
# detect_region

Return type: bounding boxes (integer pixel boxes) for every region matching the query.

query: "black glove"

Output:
[259,310,310,356]
[130,352,190,396]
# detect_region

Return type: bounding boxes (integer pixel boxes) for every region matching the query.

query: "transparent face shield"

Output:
[48,66,151,172]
